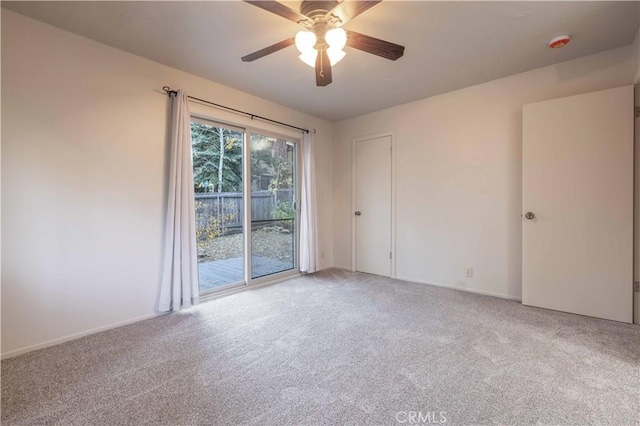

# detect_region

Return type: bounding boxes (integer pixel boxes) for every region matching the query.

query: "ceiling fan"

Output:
[241,0,405,87]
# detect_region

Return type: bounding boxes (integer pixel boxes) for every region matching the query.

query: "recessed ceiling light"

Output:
[548,35,571,49]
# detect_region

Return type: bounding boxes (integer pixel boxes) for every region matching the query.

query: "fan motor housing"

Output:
[301,0,339,20]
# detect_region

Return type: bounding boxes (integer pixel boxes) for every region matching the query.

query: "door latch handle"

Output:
[354,211,362,216]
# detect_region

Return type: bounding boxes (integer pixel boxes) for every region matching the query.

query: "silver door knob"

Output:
[354,211,362,216]
[524,212,535,220]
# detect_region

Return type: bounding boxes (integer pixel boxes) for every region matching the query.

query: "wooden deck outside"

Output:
[198,256,294,291]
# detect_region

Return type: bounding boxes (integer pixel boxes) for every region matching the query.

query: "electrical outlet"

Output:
[320,251,326,260]
[465,267,473,278]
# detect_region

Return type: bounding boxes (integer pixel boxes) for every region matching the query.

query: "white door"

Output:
[355,135,392,277]
[635,86,640,325]
[522,85,633,323]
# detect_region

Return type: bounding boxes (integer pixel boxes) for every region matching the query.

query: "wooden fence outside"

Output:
[195,189,294,230]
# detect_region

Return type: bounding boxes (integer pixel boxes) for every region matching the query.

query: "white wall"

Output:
[333,45,635,300]
[1,10,333,357]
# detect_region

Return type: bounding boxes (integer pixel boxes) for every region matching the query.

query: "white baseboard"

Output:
[326,266,521,301]
[330,265,353,272]
[3,271,320,359]
[1,312,165,360]
[395,275,522,301]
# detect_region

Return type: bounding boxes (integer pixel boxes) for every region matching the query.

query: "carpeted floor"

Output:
[2,269,639,425]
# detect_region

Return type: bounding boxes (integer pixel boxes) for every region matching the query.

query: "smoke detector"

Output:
[548,35,571,49]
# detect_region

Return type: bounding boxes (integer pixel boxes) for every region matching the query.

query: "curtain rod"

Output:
[162,86,311,134]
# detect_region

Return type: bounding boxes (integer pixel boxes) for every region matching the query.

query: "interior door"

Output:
[355,135,391,277]
[522,85,633,323]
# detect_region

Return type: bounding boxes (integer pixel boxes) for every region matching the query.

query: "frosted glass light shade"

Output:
[325,28,347,50]
[299,50,318,67]
[327,48,346,66]
[295,31,317,54]
[296,28,346,68]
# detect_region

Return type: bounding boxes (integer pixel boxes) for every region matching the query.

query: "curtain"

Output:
[299,130,318,273]
[157,90,199,312]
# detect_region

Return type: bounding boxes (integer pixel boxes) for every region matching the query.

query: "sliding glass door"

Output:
[191,117,299,294]
[250,133,297,279]
[191,119,246,293]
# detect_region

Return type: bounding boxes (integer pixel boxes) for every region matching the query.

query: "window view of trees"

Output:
[190,122,294,195]
[191,123,243,193]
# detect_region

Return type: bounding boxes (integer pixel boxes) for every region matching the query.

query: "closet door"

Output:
[522,86,633,323]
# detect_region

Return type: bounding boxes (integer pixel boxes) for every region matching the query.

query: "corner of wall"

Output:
[633,26,640,84]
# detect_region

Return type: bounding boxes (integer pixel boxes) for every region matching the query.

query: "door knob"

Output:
[355,211,362,216]
[524,212,535,220]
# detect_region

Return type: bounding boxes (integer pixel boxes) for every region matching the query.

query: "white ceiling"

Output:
[3,1,639,121]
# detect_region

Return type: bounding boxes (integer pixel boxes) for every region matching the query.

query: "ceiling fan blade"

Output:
[315,49,332,87]
[345,30,405,61]
[243,1,314,27]
[324,1,381,26]
[241,38,295,62]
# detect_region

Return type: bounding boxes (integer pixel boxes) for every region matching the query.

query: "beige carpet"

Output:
[2,269,639,425]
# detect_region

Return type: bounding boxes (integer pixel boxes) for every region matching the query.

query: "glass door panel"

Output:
[250,133,296,279]
[191,119,245,293]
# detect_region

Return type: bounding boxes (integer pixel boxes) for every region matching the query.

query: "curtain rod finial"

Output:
[162,86,178,97]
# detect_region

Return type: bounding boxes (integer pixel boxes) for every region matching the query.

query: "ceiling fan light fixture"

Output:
[295,30,317,54]
[241,0,404,86]
[325,27,347,50]
[299,49,318,67]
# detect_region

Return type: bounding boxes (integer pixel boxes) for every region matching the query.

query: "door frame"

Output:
[190,113,302,295]
[244,127,302,288]
[191,115,247,295]
[351,131,397,278]
[634,84,639,325]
